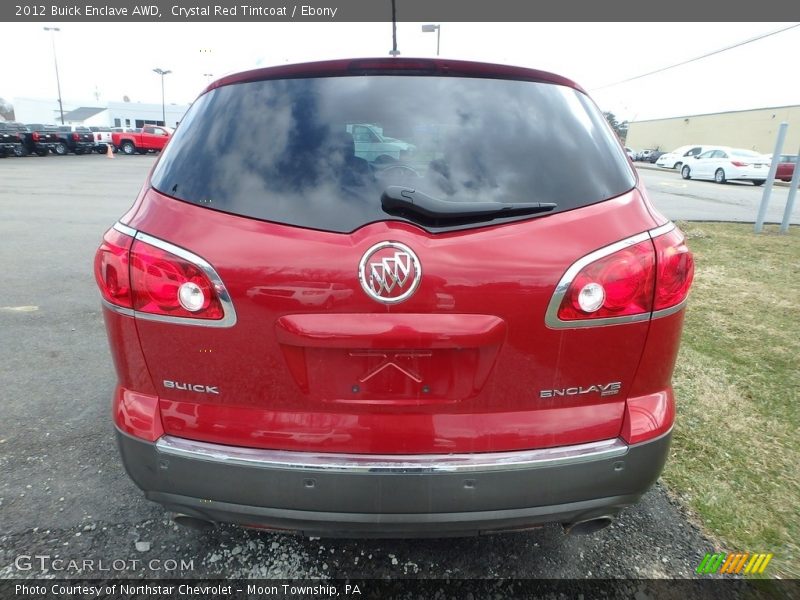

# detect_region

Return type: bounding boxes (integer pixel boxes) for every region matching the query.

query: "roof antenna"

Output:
[389,0,400,56]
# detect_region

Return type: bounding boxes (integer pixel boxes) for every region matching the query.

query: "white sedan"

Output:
[679,147,770,186]
[655,144,718,171]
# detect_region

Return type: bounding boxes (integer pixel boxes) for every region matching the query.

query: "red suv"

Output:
[95,58,693,537]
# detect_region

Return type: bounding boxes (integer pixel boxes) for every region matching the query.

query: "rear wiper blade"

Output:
[381,186,557,220]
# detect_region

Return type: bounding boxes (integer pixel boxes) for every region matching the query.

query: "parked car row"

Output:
[626,148,665,163]
[653,143,797,186]
[0,122,172,157]
[679,148,771,185]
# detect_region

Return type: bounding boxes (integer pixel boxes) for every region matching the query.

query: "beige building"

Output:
[626,105,800,154]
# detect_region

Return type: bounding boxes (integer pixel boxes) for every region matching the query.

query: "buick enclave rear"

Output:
[95,58,693,537]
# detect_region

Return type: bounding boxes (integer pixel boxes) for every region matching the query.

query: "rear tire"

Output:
[681,165,691,179]
[752,180,765,186]
[53,142,67,156]
[14,146,26,157]
[714,168,726,184]
[121,141,135,155]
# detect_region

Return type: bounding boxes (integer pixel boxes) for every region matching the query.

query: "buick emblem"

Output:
[358,242,422,304]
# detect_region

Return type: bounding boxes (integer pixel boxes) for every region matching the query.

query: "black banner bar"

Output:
[2,0,800,22]
[1,578,796,600]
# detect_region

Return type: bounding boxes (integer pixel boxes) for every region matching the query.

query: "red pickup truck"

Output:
[112,125,172,155]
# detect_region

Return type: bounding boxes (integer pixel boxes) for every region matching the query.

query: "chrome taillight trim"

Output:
[155,435,628,474]
[113,221,137,238]
[101,299,135,317]
[648,221,676,239]
[544,231,652,329]
[651,298,688,319]
[103,222,237,328]
[544,221,682,329]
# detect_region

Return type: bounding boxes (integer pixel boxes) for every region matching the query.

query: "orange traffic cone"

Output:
[106,144,114,159]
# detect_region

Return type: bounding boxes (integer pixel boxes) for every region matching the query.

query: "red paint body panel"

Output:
[101,308,156,395]
[620,390,675,445]
[274,313,506,349]
[158,399,625,454]
[113,386,163,442]
[112,185,668,453]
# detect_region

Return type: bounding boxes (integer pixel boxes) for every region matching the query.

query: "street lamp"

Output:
[421,24,441,56]
[43,27,64,124]
[152,68,172,126]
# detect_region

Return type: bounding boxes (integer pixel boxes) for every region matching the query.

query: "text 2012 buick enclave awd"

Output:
[95,58,694,536]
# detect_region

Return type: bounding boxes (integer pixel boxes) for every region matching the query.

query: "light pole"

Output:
[152,68,172,126]
[43,27,64,124]
[421,24,441,56]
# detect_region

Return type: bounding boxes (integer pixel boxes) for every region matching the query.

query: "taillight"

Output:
[130,239,224,320]
[72,132,79,141]
[653,228,694,311]
[95,133,100,141]
[95,226,228,322]
[730,161,749,167]
[32,131,40,142]
[556,240,655,321]
[548,224,693,327]
[94,228,133,308]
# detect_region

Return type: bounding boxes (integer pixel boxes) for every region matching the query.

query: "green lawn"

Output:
[664,222,799,578]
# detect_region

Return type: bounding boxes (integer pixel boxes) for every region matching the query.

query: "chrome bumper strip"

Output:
[155,436,629,474]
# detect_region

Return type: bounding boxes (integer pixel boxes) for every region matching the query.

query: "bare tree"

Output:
[0,97,14,121]
[603,111,629,143]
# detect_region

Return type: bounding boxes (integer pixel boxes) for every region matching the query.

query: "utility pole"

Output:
[422,24,441,56]
[152,68,172,126]
[44,27,64,124]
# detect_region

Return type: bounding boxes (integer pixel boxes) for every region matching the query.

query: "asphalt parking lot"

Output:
[1,155,724,580]
[638,163,798,225]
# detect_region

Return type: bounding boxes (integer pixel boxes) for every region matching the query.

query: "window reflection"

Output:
[152,76,634,233]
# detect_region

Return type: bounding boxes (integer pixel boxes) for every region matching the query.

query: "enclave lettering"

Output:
[85,5,131,16]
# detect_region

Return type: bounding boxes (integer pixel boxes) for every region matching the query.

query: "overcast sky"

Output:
[1,22,798,122]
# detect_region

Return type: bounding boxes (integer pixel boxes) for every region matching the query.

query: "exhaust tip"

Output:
[563,516,614,535]
[172,514,216,531]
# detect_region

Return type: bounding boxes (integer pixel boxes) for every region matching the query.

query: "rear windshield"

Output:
[151,75,635,233]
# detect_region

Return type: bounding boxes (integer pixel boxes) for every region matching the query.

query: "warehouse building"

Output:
[12,97,190,128]
[626,105,800,154]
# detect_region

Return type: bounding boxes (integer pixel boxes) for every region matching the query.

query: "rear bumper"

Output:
[116,427,671,537]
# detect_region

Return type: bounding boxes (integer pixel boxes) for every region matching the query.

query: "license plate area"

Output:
[309,347,483,405]
[275,313,506,406]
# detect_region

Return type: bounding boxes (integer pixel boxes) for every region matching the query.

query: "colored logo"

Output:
[358,242,422,304]
[696,552,773,575]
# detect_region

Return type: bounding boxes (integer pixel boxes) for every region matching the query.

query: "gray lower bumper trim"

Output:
[116,428,671,536]
[155,435,629,474]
